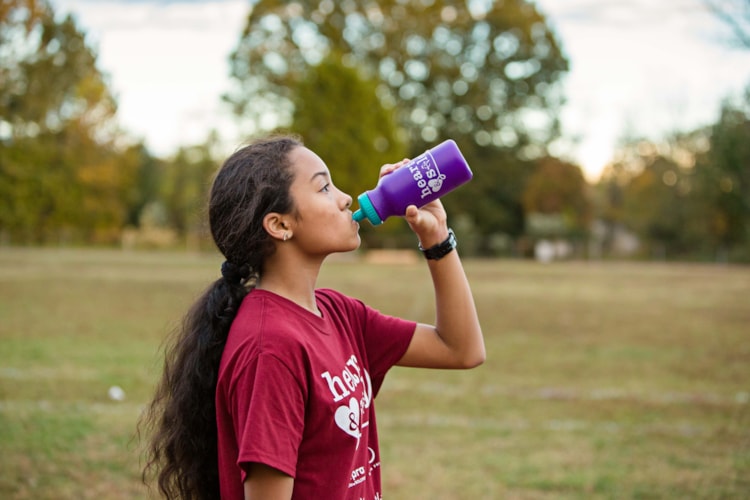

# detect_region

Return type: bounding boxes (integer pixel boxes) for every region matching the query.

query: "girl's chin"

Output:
[346,236,362,252]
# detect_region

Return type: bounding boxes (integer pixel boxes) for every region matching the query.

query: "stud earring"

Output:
[283,232,289,241]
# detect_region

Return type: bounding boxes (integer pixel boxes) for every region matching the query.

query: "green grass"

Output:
[1,248,748,498]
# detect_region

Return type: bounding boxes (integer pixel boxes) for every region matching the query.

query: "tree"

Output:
[616,145,703,259]
[447,141,533,254]
[122,142,164,228]
[225,0,569,250]
[159,132,224,249]
[227,0,567,148]
[693,91,750,259]
[522,156,590,240]
[0,0,130,243]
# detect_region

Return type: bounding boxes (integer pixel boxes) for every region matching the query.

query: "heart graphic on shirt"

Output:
[334,397,361,440]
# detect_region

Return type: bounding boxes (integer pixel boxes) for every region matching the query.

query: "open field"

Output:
[0,248,748,499]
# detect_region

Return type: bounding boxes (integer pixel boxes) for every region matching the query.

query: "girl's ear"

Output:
[262,212,291,242]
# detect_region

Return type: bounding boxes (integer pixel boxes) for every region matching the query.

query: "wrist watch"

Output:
[419,228,457,260]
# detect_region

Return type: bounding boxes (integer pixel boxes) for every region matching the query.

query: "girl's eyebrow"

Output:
[310,170,330,182]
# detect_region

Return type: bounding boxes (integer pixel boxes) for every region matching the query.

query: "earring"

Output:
[283,232,289,241]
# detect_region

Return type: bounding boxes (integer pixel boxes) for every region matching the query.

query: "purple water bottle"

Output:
[352,140,473,225]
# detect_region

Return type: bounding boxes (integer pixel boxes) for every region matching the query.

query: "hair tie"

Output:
[221,260,250,285]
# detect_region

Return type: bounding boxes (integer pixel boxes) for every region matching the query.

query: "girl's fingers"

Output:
[378,158,410,178]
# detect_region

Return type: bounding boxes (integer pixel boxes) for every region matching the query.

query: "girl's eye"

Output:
[321,183,330,193]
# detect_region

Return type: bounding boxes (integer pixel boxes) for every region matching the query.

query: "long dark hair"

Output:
[140,135,301,499]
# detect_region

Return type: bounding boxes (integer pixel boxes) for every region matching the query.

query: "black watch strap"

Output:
[419,228,457,260]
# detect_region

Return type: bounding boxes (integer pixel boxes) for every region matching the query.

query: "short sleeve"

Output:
[231,353,306,480]
[361,302,416,379]
[315,288,416,395]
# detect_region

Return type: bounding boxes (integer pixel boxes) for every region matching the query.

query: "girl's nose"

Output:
[338,186,353,209]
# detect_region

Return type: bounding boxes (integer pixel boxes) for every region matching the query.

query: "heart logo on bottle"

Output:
[428,174,446,193]
[334,397,361,440]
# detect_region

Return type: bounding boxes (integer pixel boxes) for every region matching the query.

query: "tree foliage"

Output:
[225,0,569,250]
[0,0,131,243]
[621,155,692,257]
[2,0,746,261]
[227,0,567,147]
[694,91,750,256]
[596,89,750,262]
[447,141,531,252]
[162,134,220,239]
[522,156,590,239]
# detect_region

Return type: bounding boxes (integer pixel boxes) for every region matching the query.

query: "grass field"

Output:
[0,248,748,499]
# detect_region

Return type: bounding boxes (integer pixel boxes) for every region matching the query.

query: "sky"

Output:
[49,0,750,181]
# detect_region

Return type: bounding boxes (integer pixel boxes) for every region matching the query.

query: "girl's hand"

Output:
[379,159,449,249]
[405,201,448,250]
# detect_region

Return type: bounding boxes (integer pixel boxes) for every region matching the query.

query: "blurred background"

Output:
[2,0,749,262]
[2,2,750,498]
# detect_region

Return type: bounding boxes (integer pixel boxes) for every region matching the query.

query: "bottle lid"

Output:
[352,193,383,225]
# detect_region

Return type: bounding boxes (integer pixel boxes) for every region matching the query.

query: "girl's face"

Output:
[285,146,361,256]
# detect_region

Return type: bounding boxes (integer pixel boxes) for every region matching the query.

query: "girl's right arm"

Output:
[244,463,294,500]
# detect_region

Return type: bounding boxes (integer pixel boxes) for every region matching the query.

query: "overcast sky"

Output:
[50,0,750,180]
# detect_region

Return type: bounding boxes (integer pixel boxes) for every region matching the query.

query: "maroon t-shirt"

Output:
[216,288,416,499]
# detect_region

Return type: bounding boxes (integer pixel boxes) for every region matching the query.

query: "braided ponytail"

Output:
[140,135,301,500]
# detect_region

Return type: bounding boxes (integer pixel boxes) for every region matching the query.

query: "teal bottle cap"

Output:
[353,193,383,225]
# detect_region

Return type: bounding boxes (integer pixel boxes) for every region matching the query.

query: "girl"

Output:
[141,135,484,500]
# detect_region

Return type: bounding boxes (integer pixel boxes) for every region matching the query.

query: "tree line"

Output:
[1,0,748,261]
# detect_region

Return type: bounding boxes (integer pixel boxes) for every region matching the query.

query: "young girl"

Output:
[141,135,484,500]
